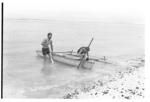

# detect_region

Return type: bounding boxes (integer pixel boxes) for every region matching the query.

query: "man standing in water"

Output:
[41,32,54,63]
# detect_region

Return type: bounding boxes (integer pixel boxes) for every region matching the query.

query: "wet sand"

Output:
[63,56,145,100]
[3,19,144,99]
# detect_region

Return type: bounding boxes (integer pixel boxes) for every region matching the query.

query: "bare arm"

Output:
[41,39,49,47]
[87,52,89,57]
[41,39,47,46]
[50,41,53,52]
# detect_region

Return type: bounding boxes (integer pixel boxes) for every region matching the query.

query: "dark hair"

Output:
[47,32,52,36]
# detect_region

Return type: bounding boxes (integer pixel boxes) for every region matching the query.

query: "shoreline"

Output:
[63,55,145,100]
[3,55,145,99]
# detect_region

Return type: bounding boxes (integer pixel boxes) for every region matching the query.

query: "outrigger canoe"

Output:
[36,50,95,69]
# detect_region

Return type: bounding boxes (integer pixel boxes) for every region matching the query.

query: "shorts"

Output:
[42,48,50,55]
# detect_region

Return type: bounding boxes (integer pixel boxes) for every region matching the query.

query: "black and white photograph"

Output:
[1,0,149,101]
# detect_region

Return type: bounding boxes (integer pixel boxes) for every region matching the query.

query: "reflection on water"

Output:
[41,58,54,76]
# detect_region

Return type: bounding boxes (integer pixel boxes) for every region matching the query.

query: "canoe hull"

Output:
[36,50,94,69]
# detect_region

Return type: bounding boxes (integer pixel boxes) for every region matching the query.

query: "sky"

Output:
[3,0,146,24]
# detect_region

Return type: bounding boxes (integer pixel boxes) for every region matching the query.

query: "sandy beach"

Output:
[63,56,145,100]
[3,19,144,99]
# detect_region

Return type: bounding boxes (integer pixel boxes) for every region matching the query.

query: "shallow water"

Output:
[3,19,144,98]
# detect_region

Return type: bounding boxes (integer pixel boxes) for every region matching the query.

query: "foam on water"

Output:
[3,19,144,98]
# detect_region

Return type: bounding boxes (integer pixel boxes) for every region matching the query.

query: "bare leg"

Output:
[48,52,54,63]
[43,55,46,59]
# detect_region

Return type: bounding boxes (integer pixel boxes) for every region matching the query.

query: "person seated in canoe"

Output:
[41,32,54,63]
[77,47,90,60]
